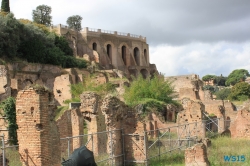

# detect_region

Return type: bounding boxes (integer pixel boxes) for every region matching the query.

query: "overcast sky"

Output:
[10,0,250,77]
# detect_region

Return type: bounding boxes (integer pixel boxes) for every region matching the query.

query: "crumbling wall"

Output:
[202,101,225,132]
[80,92,107,155]
[16,87,61,166]
[101,95,148,165]
[185,143,210,166]
[177,98,206,138]
[230,109,250,139]
[53,74,73,105]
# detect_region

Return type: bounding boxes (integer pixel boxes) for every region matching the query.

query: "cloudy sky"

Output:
[10,0,250,77]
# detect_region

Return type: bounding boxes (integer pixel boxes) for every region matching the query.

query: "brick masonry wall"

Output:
[16,88,61,166]
[230,109,250,139]
[185,143,210,166]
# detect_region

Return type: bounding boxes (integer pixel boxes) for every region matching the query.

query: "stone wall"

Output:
[80,92,107,155]
[177,98,206,138]
[16,88,61,166]
[230,109,250,139]
[52,25,158,79]
[185,143,210,166]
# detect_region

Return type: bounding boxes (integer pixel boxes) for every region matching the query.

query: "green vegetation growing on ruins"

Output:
[0,97,18,145]
[65,75,116,104]
[123,75,178,114]
[0,13,87,68]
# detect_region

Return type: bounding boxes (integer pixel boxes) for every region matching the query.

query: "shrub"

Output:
[123,74,178,113]
[228,82,250,101]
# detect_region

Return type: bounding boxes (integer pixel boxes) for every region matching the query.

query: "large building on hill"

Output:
[51,24,158,78]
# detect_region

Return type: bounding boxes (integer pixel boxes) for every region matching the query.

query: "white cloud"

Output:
[150,42,250,77]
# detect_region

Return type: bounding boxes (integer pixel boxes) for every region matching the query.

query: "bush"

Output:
[123,75,178,113]
[215,88,231,100]
[0,97,18,145]
[228,82,250,101]
[0,13,86,69]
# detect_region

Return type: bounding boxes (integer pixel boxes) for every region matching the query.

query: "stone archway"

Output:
[134,47,140,65]
[92,42,97,51]
[122,46,127,65]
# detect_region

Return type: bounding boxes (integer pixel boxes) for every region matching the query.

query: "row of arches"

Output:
[92,42,147,66]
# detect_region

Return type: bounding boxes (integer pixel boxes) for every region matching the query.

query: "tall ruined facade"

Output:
[51,25,158,79]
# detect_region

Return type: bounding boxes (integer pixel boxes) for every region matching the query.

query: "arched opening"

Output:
[92,42,97,51]
[107,44,112,61]
[168,112,173,121]
[134,47,140,65]
[140,69,148,79]
[122,46,126,65]
[144,49,147,63]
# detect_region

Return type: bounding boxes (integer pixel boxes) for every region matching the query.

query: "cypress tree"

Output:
[1,0,10,12]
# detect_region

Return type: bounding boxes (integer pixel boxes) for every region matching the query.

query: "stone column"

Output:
[16,87,61,166]
[80,92,106,155]
[71,109,84,150]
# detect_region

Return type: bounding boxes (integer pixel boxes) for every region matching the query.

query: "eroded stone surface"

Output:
[185,143,210,166]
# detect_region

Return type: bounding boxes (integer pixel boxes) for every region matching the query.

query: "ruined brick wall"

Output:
[101,95,148,165]
[230,109,250,139]
[56,110,73,155]
[179,88,199,100]
[16,88,61,166]
[165,74,201,92]
[202,100,225,132]
[185,143,210,166]
[80,92,107,155]
[53,74,73,106]
[71,109,84,150]
[177,98,206,138]
[56,108,84,157]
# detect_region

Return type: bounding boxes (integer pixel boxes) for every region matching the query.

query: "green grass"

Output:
[208,136,250,166]
[54,106,68,120]
[6,147,22,166]
[149,150,185,166]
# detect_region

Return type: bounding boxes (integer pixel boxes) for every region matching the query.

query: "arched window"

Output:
[144,49,147,63]
[134,47,140,65]
[107,44,112,60]
[92,42,97,51]
[122,46,126,65]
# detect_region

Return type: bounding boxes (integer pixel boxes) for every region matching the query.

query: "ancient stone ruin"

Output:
[185,143,210,166]
[16,89,150,166]
[230,109,250,139]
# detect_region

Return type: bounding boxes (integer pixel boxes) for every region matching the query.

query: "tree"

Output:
[66,15,82,31]
[202,75,216,81]
[215,88,231,100]
[228,82,250,101]
[0,97,18,145]
[32,5,52,26]
[55,35,73,56]
[225,69,249,86]
[1,0,10,13]
[0,13,22,58]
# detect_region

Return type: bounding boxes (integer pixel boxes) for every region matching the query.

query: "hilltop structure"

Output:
[51,24,158,78]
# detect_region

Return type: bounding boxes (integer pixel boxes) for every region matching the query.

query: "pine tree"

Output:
[1,0,10,13]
